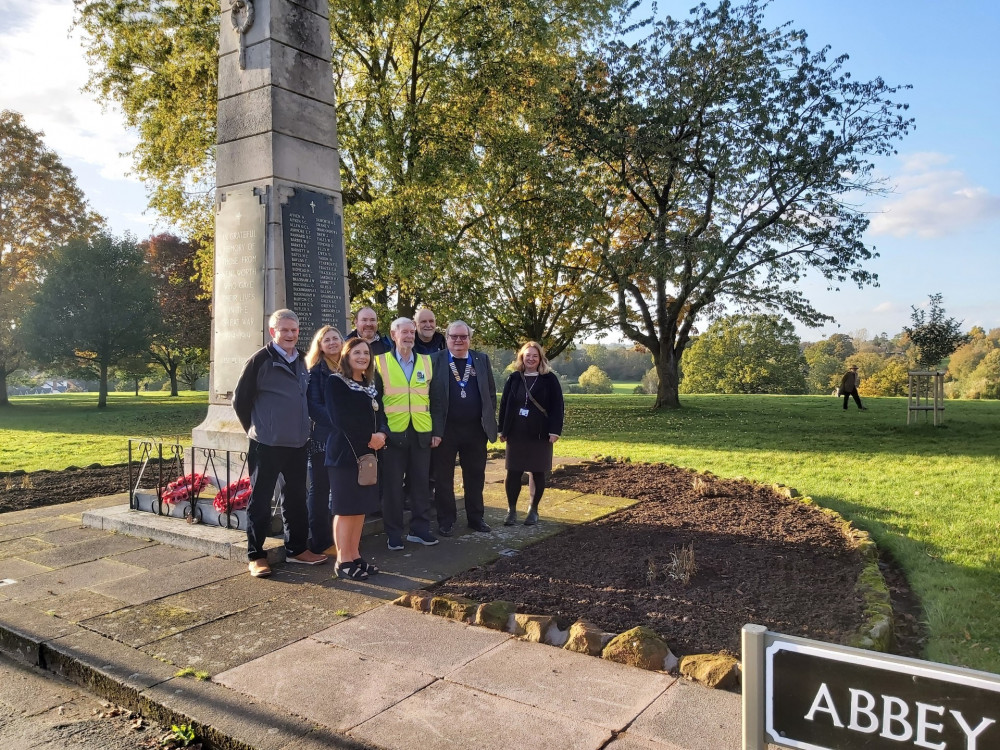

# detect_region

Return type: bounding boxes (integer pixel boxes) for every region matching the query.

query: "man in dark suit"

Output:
[429,320,498,535]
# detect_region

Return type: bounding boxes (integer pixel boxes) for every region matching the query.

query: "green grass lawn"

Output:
[0,392,208,472]
[2,390,998,672]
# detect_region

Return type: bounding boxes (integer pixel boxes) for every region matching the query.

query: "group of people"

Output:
[233,306,565,581]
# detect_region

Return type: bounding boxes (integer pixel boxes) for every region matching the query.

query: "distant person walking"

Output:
[498,342,564,526]
[233,309,328,578]
[840,365,867,411]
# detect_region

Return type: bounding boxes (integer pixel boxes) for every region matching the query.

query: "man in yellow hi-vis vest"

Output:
[374,317,439,550]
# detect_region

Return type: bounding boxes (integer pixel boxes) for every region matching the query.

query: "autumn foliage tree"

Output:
[554,1,912,408]
[142,233,210,395]
[903,293,970,370]
[0,110,101,405]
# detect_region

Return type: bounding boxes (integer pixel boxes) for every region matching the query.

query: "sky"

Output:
[1,0,998,342]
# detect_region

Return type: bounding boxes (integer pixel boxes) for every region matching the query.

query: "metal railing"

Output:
[127,439,250,529]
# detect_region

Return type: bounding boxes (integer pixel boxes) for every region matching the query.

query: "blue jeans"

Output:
[246,440,309,560]
[307,449,333,552]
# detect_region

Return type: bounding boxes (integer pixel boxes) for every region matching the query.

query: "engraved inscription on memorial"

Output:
[282,189,346,344]
[213,189,266,398]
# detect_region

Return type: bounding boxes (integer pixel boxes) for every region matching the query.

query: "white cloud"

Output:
[870,153,1000,238]
[872,301,893,313]
[0,0,139,182]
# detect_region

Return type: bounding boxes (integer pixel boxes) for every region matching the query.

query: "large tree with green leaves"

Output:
[680,314,806,394]
[23,233,158,408]
[0,110,101,405]
[142,233,211,396]
[74,0,619,323]
[554,0,912,408]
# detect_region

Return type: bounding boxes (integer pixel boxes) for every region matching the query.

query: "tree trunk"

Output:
[0,367,8,407]
[98,361,109,408]
[653,347,682,409]
[134,378,140,396]
[169,369,179,397]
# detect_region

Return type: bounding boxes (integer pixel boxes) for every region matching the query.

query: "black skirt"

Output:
[328,465,380,516]
[504,437,553,474]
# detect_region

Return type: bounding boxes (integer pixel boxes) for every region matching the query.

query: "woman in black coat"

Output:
[305,325,343,554]
[498,341,564,526]
[325,337,388,580]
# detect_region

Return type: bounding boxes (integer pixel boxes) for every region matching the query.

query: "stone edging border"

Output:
[395,473,894,691]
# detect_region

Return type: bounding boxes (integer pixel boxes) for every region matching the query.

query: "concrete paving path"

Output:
[0,460,744,750]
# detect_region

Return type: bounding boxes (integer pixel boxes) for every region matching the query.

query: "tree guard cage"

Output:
[907,371,945,426]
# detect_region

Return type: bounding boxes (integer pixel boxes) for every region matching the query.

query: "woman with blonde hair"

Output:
[305,326,343,554]
[325,337,388,579]
[497,341,564,526]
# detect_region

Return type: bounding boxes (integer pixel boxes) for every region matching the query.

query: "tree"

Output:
[577,365,613,393]
[23,233,158,408]
[903,293,970,370]
[859,359,908,397]
[554,1,912,408]
[968,350,1000,400]
[142,233,210,395]
[0,110,101,405]
[75,0,619,312]
[804,351,842,394]
[679,314,806,394]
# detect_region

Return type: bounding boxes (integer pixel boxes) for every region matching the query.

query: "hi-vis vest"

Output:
[375,352,433,433]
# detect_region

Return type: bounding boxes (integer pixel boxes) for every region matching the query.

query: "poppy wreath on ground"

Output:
[161,473,210,505]
[213,476,252,513]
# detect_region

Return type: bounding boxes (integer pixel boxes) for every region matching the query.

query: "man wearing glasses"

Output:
[429,321,498,535]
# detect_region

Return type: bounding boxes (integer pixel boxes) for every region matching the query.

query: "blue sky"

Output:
[2,0,998,342]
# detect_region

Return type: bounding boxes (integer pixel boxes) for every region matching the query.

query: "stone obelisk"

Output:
[192,0,349,452]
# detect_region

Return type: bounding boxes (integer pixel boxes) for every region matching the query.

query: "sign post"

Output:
[743,624,1000,750]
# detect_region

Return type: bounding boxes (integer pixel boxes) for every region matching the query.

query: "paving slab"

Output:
[629,680,742,750]
[107,543,206,569]
[83,505,288,563]
[139,594,349,675]
[311,604,510,677]
[88,555,245,604]
[19,534,154,569]
[0,516,82,543]
[23,589,128,622]
[446,636,674,731]
[140,675,370,750]
[0,537,54,560]
[215,637,435,733]
[81,601,207,647]
[42,628,178,696]
[0,558,52,581]
[606,734,682,750]
[0,599,82,664]
[349,678,612,750]
[1,558,146,602]
[34,525,112,546]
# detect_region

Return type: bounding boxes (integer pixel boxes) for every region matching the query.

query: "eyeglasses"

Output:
[448,334,469,341]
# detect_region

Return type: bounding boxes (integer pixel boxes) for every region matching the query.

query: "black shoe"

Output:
[860,407,868,411]
[387,535,404,551]
[406,530,440,546]
[524,506,539,526]
[467,519,492,533]
[503,508,517,526]
[438,524,454,537]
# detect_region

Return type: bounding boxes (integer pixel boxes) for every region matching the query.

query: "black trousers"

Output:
[432,420,487,528]
[843,389,863,409]
[381,425,433,539]
[246,440,309,560]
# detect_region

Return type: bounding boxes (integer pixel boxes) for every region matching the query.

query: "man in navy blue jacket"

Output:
[233,309,328,577]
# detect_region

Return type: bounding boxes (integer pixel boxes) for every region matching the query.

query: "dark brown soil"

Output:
[432,461,928,660]
[0,460,926,660]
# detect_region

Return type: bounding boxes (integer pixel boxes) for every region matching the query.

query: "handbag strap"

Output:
[522,372,548,417]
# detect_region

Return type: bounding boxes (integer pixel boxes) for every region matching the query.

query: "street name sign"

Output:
[742,624,1000,750]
